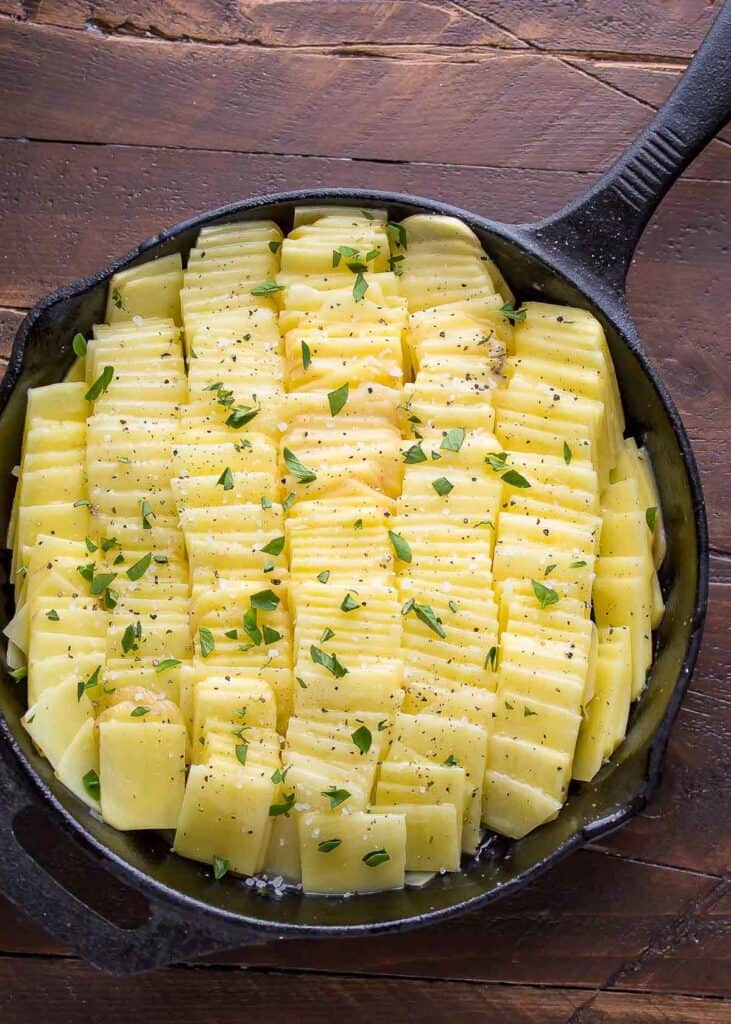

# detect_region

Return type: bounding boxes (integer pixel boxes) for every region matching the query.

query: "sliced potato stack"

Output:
[9,208,667,894]
[171,221,288,876]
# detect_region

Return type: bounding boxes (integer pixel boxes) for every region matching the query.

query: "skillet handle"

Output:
[0,732,271,974]
[521,1,731,297]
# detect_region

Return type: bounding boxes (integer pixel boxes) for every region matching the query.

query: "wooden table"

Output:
[0,2,728,1020]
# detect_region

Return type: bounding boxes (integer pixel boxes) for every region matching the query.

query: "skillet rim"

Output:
[0,186,710,940]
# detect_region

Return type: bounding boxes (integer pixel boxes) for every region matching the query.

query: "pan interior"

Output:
[0,192,704,933]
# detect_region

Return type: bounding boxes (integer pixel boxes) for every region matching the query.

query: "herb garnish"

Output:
[388,530,412,563]
[283,447,317,483]
[85,366,114,403]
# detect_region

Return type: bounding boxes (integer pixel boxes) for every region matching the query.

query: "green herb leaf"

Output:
[271,765,291,784]
[321,786,350,809]
[352,271,369,302]
[74,498,91,508]
[404,600,446,638]
[448,599,458,614]
[353,518,363,531]
[386,220,408,249]
[440,427,466,453]
[646,506,657,531]
[570,560,587,569]
[85,365,114,402]
[501,469,531,489]
[262,625,282,645]
[126,552,152,581]
[235,742,248,766]
[82,769,100,800]
[268,239,282,253]
[544,563,557,578]
[213,855,229,880]
[269,791,296,817]
[46,609,60,621]
[317,838,342,853]
[388,530,412,563]
[11,666,27,681]
[351,724,372,755]
[563,441,572,464]
[261,496,273,510]
[226,405,259,429]
[85,537,98,553]
[310,645,349,677]
[141,498,156,530]
[365,248,379,262]
[317,570,330,584]
[283,447,317,483]
[402,442,427,464]
[121,622,141,654]
[327,382,349,416]
[432,477,453,496]
[485,645,497,670]
[130,706,150,718]
[361,209,375,220]
[340,592,361,613]
[251,589,280,611]
[485,451,509,472]
[111,287,126,311]
[217,467,234,491]
[260,536,285,556]
[72,333,87,358]
[499,302,528,325]
[251,279,284,296]
[90,572,117,596]
[531,578,559,609]
[363,849,390,868]
[443,754,459,767]
[301,339,311,370]
[156,658,181,673]
[524,706,538,717]
[199,626,215,658]
[320,627,335,643]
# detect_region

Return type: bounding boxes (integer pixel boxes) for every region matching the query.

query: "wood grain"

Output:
[0,3,728,1009]
[4,0,719,59]
[1,19,729,177]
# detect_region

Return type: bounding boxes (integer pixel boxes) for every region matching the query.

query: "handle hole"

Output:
[13,804,150,931]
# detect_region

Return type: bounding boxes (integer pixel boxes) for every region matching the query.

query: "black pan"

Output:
[0,5,727,975]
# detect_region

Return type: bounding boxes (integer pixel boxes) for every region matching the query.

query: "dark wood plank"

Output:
[0,852,716,986]
[462,0,720,59]
[577,991,731,1023]
[7,0,719,60]
[0,140,727,549]
[0,308,22,362]
[609,878,731,998]
[0,959,592,1024]
[2,0,523,48]
[1,20,729,176]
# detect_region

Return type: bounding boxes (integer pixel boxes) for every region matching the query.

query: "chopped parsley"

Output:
[531,578,559,609]
[317,839,342,853]
[251,280,284,295]
[440,427,465,453]
[321,786,350,809]
[563,441,572,464]
[499,302,528,324]
[72,333,87,358]
[156,658,182,673]
[217,467,234,491]
[340,592,361,613]
[126,551,152,581]
[432,477,453,496]
[310,645,349,678]
[402,441,427,464]
[362,849,390,868]
[388,530,412,563]
[85,365,114,402]
[328,382,349,416]
[213,856,229,880]
[260,536,285,556]
[402,598,446,638]
[351,724,372,755]
[82,769,100,800]
[250,589,280,611]
[199,626,215,658]
[283,447,317,483]
[301,339,311,370]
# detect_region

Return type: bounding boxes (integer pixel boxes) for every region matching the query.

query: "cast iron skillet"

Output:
[0,6,728,976]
